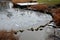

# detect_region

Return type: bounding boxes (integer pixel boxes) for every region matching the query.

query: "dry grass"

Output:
[28,4,48,11]
[0,30,18,40]
[12,0,32,3]
[51,8,60,27]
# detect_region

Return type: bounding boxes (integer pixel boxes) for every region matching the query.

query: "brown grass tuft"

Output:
[51,8,60,27]
[0,30,18,40]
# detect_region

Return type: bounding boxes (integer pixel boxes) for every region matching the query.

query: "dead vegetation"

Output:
[0,30,19,40]
[50,8,60,27]
[28,4,48,12]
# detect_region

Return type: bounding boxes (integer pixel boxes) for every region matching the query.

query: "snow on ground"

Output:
[0,8,52,30]
[0,8,54,40]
